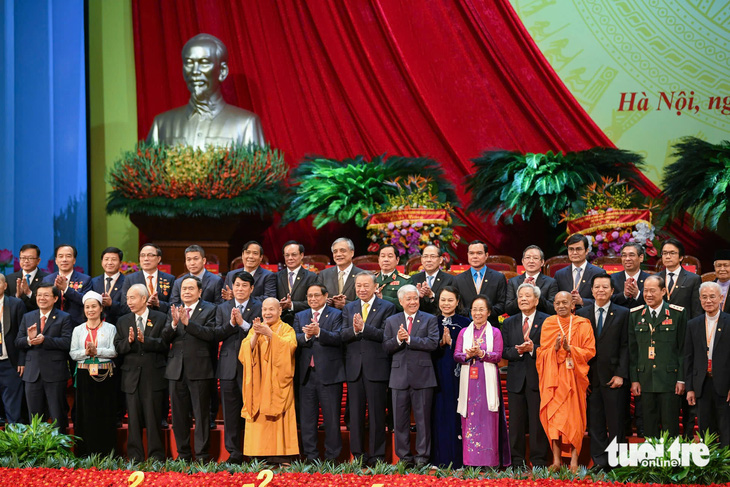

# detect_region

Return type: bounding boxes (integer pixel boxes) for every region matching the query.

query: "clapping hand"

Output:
[101,292,112,307]
[280,294,292,310]
[554,335,562,351]
[353,313,364,333]
[128,326,135,343]
[440,326,452,347]
[397,323,409,342]
[221,285,233,301]
[252,318,272,338]
[231,307,244,327]
[147,292,160,308]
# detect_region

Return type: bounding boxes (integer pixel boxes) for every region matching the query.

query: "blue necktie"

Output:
[25,274,32,286]
[597,307,604,337]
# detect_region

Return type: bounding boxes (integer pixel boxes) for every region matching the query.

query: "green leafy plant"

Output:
[661,137,730,230]
[609,431,730,485]
[466,147,644,226]
[106,142,287,218]
[0,415,77,460]
[285,155,458,229]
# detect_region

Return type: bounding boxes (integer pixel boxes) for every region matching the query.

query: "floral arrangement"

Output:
[120,261,140,275]
[106,142,287,218]
[561,177,659,258]
[0,249,13,274]
[366,176,465,263]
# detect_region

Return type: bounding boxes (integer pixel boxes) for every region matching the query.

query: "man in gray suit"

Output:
[317,238,363,309]
[383,284,439,466]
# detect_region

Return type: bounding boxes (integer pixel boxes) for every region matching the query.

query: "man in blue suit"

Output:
[120,244,175,315]
[554,234,603,310]
[383,284,439,466]
[0,274,27,424]
[6,244,48,312]
[293,283,345,461]
[15,283,73,431]
[170,245,223,305]
[89,247,126,325]
[341,271,396,465]
[42,244,91,326]
[223,241,276,304]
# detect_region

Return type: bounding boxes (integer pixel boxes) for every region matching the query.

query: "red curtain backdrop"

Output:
[131,0,708,263]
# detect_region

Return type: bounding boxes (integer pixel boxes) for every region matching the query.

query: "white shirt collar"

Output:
[405,312,417,321]
[143,270,158,280]
[525,271,540,279]
[648,303,664,315]
[184,300,200,312]
[362,295,376,307]
[23,268,39,280]
[311,304,326,315]
[522,310,536,322]
[338,263,354,275]
[286,266,301,276]
[624,270,641,280]
[572,262,587,273]
[425,269,439,278]
[135,308,150,323]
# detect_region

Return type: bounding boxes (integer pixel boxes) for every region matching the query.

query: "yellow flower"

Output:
[433,226,442,235]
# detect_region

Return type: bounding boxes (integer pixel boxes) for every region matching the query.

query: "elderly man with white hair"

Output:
[383,284,439,466]
[685,281,730,446]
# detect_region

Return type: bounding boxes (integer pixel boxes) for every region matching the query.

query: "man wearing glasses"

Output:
[6,244,48,312]
[611,242,651,309]
[505,245,558,316]
[554,234,603,310]
[660,238,701,319]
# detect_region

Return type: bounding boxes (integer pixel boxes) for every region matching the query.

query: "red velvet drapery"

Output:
[132,0,702,263]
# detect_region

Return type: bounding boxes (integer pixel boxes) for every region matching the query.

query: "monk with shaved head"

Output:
[536,291,596,471]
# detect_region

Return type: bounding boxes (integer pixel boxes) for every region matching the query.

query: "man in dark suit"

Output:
[15,283,73,431]
[121,244,175,315]
[411,245,453,314]
[660,238,702,319]
[42,244,91,326]
[611,242,650,309]
[453,240,506,325]
[114,283,168,461]
[686,282,730,446]
[170,245,223,306]
[505,245,558,316]
[223,240,276,304]
[383,284,439,466]
[554,233,603,310]
[293,283,345,461]
[502,282,550,467]
[277,241,317,325]
[89,247,126,325]
[341,271,396,464]
[213,271,261,464]
[0,274,27,424]
[318,238,364,310]
[629,275,687,437]
[576,273,630,469]
[6,244,48,312]
[712,250,730,314]
[161,276,218,461]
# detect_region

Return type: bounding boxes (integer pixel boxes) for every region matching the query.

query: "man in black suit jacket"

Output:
[411,245,454,314]
[161,276,218,461]
[114,283,168,461]
[341,271,396,464]
[211,271,261,464]
[453,240,506,325]
[277,241,318,325]
[15,283,73,431]
[686,282,730,447]
[576,273,630,469]
[223,241,277,304]
[121,244,175,315]
[293,284,345,461]
[554,234,603,310]
[6,244,48,312]
[611,242,650,309]
[713,250,730,314]
[505,245,558,316]
[317,237,364,309]
[0,275,27,423]
[660,238,702,319]
[42,244,92,326]
[89,247,127,325]
[383,285,439,466]
[502,282,550,467]
[170,245,224,306]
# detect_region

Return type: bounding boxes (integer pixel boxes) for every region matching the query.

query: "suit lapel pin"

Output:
[52,315,56,319]
[372,308,376,313]
[417,319,421,323]
[325,314,329,318]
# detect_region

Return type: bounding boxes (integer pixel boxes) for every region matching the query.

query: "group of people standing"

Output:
[0,232,727,471]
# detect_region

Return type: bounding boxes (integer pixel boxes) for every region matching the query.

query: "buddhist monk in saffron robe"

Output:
[239,297,299,461]
[536,291,595,471]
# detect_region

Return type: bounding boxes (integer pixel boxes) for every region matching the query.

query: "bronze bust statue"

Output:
[147,33,266,149]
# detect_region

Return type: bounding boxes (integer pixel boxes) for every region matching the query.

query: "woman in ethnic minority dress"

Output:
[454,295,510,467]
[69,291,118,456]
[431,286,470,468]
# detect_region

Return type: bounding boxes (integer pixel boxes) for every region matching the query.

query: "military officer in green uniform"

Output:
[629,274,687,438]
[375,245,411,312]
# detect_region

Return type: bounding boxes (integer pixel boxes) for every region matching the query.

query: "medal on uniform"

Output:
[469,365,479,379]
[648,346,655,360]
[708,359,713,374]
[89,363,99,376]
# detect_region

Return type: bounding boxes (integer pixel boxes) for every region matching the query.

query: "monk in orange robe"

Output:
[536,291,595,471]
[239,297,299,460]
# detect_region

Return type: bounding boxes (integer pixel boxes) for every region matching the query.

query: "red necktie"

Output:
[40,315,47,333]
[310,311,319,367]
[147,275,155,295]
[522,316,530,340]
[525,276,535,285]
[407,316,413,334]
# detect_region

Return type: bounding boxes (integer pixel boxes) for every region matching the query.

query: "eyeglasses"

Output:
[19,256,39,261]
[621,253,639,258]
[139,253,159,258]
[306,293,324,299]
[661,251,679,256]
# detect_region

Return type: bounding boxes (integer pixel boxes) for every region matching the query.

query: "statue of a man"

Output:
[146,33,266,149]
